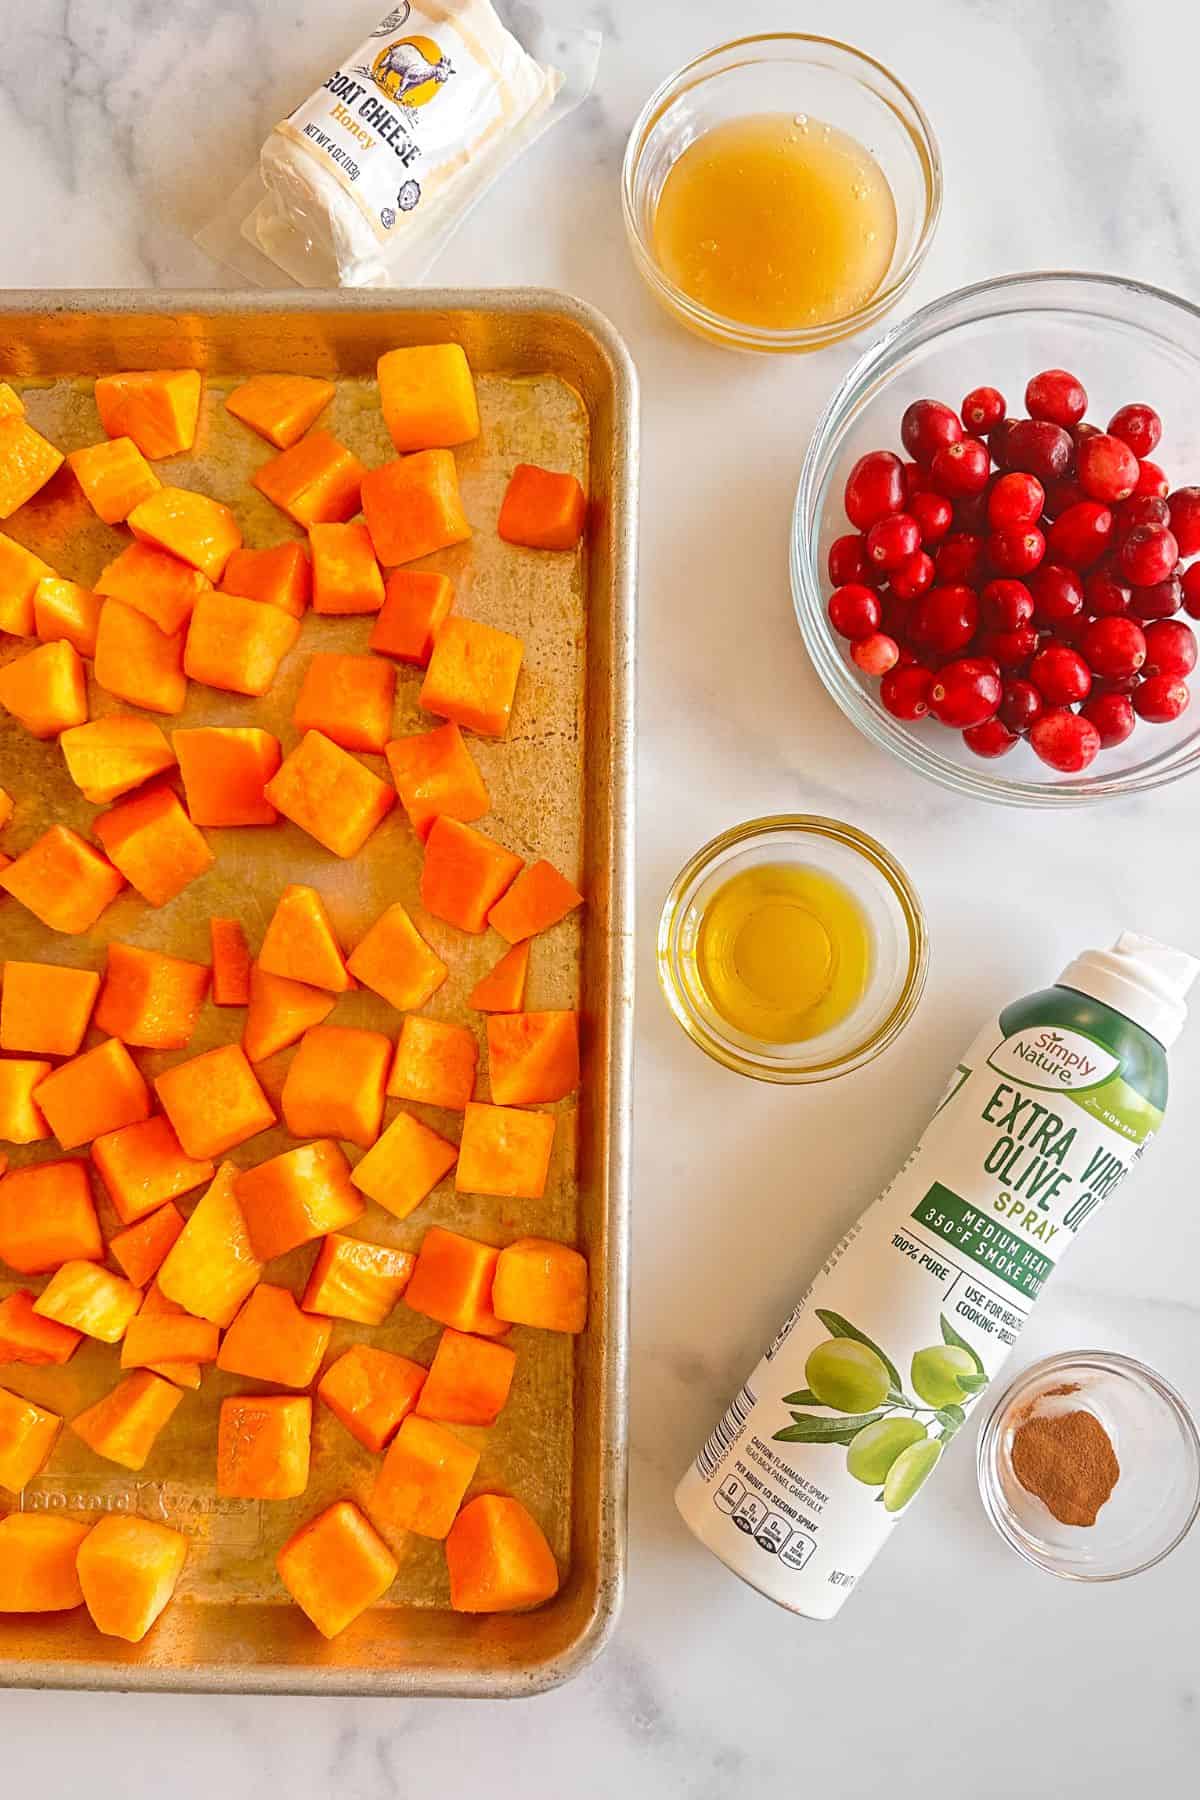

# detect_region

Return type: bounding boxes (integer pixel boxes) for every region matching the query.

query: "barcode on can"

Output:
[694,1381,756,1481]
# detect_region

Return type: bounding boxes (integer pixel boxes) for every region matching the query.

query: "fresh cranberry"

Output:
[866,512,922,571]
[987,526,1045,577]
[999,677,1044,734]
[1004,418,1074,483]
[927,657,1003,728]
[979,623,1039,670]
[1115,494,1170,543]
[1091,671,1143,697]
[981,577,1034,631]
[851,632,901,677]
[1072,421,1101,450]
[935,532,987,586]
[909,490,954,547]
[901,400,963,465]
[896,643,921,668]
[1081,692,1136,749]
[1119,522,1179,586]
[1133,460,1169,499]
[1025,369,1088,427]
[961,386,1006,434]
[1041,477,1086,521]
[900,460,922,499]
[828,534,872,587]
[1182,564,1200,619]
[1142,618,1198,679]
[1084,563,1131,617]
[845,451,906,530]
[953,491,994,534]
[1076,432,1139,504]
[1129,575,1182,620]
[988,471,1044,531]
[1030,642,1092,705]
[1029,563,1084,628]
[828,584,883,640]
[1107,402,1162,459]
[881,590,914,639]
[913,584,979,655]
[1080,615,1147,680]
[930,435,992,498]
[989,418,1019,469]
[1167,487,1200,557]
[888,550,936,601]
[1029,708,1101,772]
[963,717,1019,758]
[1046,500,1114,569]
[1133,673,1190,723]
[879,663,933,719]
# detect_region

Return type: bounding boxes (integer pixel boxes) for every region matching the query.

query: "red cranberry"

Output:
[1092,672,1142,697]
[1183,564,1200,620]
[1084,563,1132,617]
[896,643,921,668]
[845,451,906,530]
[828,534,871,587]
[1030,642,1092,705]
[987,526,1045,577]
[1133,460,1169,499]
[961,386,1006,434]
[927,657,1003,728]
[989,418,1019,469]
[1167,487,1200,557]
[1133,673,1190,723]
[828,583,883,640]
[935,532,986,586]
[1129,575,1182,620]
[851,632,901,677]
[1047,500,1115,569]
[981,578,1034,631]
[1072,421,1101,450]
[952,491,994,534]
[1142,618,1197,679]
[888,550,936,601]
[1041,477,1086,521]
[999,677,1044,734]
[881,590,914,639]
[1107,403,1162,459]
[866,511,922,571]
[1115,494,1170,543]
[1081,692,1136,749]
[979,623,1040,670]
[930,435,992,498]
[900,460,922,499]
[1029,708,1101,773]
[963,717,1019,758]
[1029,563,1085,628]
[901,399,964,465]
[910,490,954,547]
[1120,522,1179,586]
[1076,432,1139,504]
[1004,418,1074,483]
[988,472,1045,531]
[913,584,979,655]
[1080,615,1147,680]
[879,664,933,719]
[1025,369,1088,427]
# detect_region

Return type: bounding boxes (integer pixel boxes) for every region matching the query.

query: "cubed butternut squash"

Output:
[94,370,202,459]
[419,615,523,738]
[0,1386,62,1492]
[317,1344,426,1453]
[217,1394,312,1500]
[445,1494,559,1613]
[183,589,300,696]
[276,1500,396,1639]
[220,542,310,618]
[76,1514,189,1641]
[369,569,453,665]
[120,1311,219,1370]
[95,540,211,636]
[280,1025,391,1149]
[469,942,530,1013]
[492,1238,588,1333]
[60,715,177,804]
[420,817,523,934]
[263,731,395,859]
[293,652,394,753]
[94,940,211,1049]
[0,385,21,419]
[388,1015,478,1111]
[173,726,281,825]
[93,785,214,908]
[156,1162,263,1327]
[234,1139,363,1262]
[225,373,335,449]
[0,1158,101,1273]
[129,1281,203,1390]
[0,826,124,934]
[258,884,351,992]
[210,917,251,1005]
[34,577,102,658]
[488,858,584,942]
[0,1058,51,1144]
[0,414,64,517]
[301,1234,415,1324]
[377,344,479,453]
[242,964,335,1063]
[66,436,160,523]
[349,1110,457,1222]
[497,463,587,551]
[93,598,187,715]
[0,960,100,1056]
[34,1262,141,1343]
[487,1010,580,1105]
[35,1037,150,1150]
[91,1115,214,1225]
[385,721,489,842]
[371,1415,479,1540]
[361,450,471,566]
[108,1202,186,1288]
[0,1289,82,1366]
[0,639,87,737]
[0,531,54,635]
[403,1225,507,1337]
[0,1515,88,1610]
[309,522,385,615]
[154,1044,275,1161]
[252,430,365,527]
[455,1101,555,1201]
[415,1328,516,1427]
[216,1284,331,1389]
[346,901,446,1012]
[128,485,241,582]
[70,1370,183,1471]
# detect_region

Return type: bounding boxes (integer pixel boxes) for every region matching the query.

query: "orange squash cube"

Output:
[0,787,10,829]
[94,784,214,907]
[281,1024,391,1148]
[349,1110,457,1222]
[220,542,311,618]
[388,1015,478,1111]
[309,521,385,615]
[0,1289,82,1366]
[34,1261,141,1343]
[361,449,471,566]
[91,1115,214,1225]
[469,942,530,1014]
[157,1163,264,1326]
[94,598,187,715]
[419,615,523,739]
[183,588,300,696]
[225,373,335,449]
[154,1043,275,1160]
[0,1158,101,1273]
[128,486,242,582]
[34,577,102,658]
[71,1369,183,1471]
[60,715,177,804]
[258,883,352,992]
[456,1102,555,1201]
[173,726,281,825]
[234,1139,363,1262]
[94,370,202,459]
[35,1037,150,1150]
[0,1385,61,1492]
[0,1515,89,1610]
[0,639,87,737]
[404,1225,508,1337]
[488,858,585,942]
[108,1202,186,1288]
[77,1514,188,1642]
[67,436,160,523]
[253,429,365,527]
[0,826,124,934]
[371,1415,479,1541]
[0,1058,51,1144]
[420,817,523,934]
[493,1238,588,1333]
[217,1284,331,1388]
[487,1011,580,1106]
[0,960,100,1056]
[94,940,211,1049]
[0,531,53,635]
[263,730,395,859]
[498,463,587,551]
[377,344,479,453]
[95,540,212,636]
[346,901,446,1012]
[293,652,395,753]
[210,917,252,1005]
[242,964,335,1063]
[217,1394,312,1500]
[445,1495,559,1613]
[120,1310,219,1370]
[276,1500,397,1639]
[0,414,64,517]
[0,385,20,418]
[317,1345,426,1453]
[370,569,453,665]
[131,1281,203,1390]
[301,1234,415,1324]
[385,721,489,842]
[415,1328,516,1427]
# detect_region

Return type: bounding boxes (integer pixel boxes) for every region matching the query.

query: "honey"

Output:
[652,113,897,331]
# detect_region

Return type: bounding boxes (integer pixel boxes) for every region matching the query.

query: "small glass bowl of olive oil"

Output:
[658,816,927,1082]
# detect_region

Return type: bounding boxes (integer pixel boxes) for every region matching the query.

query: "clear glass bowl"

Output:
[657,815,928,1082]
[792,271,1200,804]
[977,1350,1200,1581]
[621,34,941,353]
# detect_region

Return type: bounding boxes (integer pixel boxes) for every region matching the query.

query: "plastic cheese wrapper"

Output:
[198,1,600,288]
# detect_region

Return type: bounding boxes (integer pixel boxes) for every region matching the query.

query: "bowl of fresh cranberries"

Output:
[793,273,1200,803]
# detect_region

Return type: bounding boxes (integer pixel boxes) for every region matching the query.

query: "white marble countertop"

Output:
[3,0,1199,1791]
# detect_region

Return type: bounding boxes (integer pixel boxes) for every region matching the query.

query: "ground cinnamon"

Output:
[1010,1404,1120,1526]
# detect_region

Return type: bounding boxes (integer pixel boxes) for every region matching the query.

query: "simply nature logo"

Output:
[986,1026,1120,1092]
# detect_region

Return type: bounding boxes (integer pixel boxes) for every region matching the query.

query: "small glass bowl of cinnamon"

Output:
[977,1351,1200,1582]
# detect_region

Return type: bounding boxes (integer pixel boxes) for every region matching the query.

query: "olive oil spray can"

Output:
[676,933,1197,1618]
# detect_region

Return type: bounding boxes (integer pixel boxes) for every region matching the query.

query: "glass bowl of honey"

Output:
[621,34,941,354]
[657,815,928,1082]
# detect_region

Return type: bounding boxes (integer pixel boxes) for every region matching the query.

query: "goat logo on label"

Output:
[370,34,456,112]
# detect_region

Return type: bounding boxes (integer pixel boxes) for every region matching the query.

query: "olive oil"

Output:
[652,112,897,331]
[695,862,871,1044]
